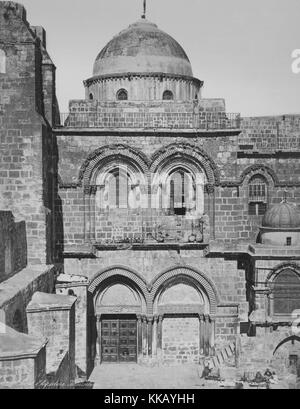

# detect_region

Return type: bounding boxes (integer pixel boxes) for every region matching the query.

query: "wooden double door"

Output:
[101,315,137,363]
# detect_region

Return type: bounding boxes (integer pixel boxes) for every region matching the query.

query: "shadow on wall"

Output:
[0,211,27,283]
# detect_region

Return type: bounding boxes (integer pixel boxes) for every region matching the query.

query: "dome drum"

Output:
[84,72,202,102]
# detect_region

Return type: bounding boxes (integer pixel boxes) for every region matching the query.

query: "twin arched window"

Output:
[248,175,268,216]
[0,49,6,74]
[272,269,300,315]
[116,89,174,101]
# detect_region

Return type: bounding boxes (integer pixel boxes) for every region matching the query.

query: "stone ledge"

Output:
[0,264,56,310]
[0,324,47,361]
[26,291,76,312]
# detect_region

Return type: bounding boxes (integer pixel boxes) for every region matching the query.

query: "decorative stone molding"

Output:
[78,144,150,186]
[150,143,220,186]
[150,266,221,315]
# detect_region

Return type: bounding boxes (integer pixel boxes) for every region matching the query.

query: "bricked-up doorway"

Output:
[100,315,137,363]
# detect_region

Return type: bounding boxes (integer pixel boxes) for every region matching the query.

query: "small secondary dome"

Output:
[93,19,193,77]
[262,201,300,230]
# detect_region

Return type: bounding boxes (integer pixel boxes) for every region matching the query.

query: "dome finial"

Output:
[141,0,146,19]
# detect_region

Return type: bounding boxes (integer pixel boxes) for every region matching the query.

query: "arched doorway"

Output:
[90,270,148,365]
[272,336,300,377]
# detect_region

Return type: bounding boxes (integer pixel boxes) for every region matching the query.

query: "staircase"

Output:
[200,342,236,369]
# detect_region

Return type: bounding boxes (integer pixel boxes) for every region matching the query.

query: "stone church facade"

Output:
[1,1,300,387]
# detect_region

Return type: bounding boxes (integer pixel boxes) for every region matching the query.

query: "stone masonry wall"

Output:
[162,317,200,364]
[0,1,58,264]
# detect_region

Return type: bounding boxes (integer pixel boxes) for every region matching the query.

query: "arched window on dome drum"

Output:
[89,93,94,100]
[272,269,300,315]
[0,49,6,74]
[117,89,128,101]
[104,168,129,209]
[169,169,195,216]
[248,175,268,216]
[163,90,174,101]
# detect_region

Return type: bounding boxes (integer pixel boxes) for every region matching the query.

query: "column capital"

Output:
[147,316,153,324]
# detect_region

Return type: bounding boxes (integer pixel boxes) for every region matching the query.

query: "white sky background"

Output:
[19,0,300,116]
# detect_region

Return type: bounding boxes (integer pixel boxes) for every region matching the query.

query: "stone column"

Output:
[205,184,215,240]
[199,314,205,355]
[83,186,91,241]
[90,186,97,242]
[209,317,216,356]
[152,316,158,357]
[204,315,210,356]
[142,316,148,357]
[97,315,102,365]
[137,315,143,360]
[157,315,163,358]
[147,316,153,358]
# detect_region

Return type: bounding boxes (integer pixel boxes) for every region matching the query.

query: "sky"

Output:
[19,0,300,116]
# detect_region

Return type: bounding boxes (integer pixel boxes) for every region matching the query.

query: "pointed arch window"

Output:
[169,169,195,216]
[0,49,6,74]
[105,168,129,209]
[248,175,268,216]
[272,269,300,315]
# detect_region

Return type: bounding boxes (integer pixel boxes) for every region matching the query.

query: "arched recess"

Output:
[150,266,220,316]
[150,144,220,238]
[267,264,300,318]
[79,145,149,243]
[272,335,300,376]
[151,266,220,362]
[240,164,278,187]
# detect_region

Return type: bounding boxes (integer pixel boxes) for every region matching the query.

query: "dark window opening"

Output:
[117,89,128,101]
[248,202,267,216]
[248,176,268,216]
[273,269,300,315]
[89,93,94,100]
[286,237,292,246]
[169,169,194,216]
[163,90,174,100]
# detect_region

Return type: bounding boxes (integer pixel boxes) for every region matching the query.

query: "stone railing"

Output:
[58,111,241,130]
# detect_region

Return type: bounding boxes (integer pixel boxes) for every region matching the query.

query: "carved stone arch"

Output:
[240,164,279,186]
[78,144,150,187]
[150,143,220,186]
[273,335,300,355]
[267,264,300,317]
[266,262,300,284]
[88,266,151,314]
[150,266,221,316]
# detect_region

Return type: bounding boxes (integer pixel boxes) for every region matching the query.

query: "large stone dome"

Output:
[93,19,193,77]
[262,201,300,230]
